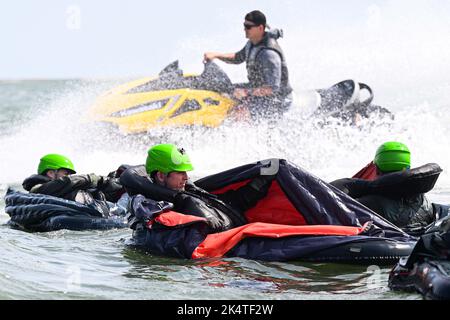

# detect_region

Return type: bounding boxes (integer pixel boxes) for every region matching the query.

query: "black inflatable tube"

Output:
[368,163,442,196]
[41,215,127,232]
[225,233,415,265]
[8,215,127,232]
[5,189,101,216]
[302,239,414,265]
[5,189,127,232]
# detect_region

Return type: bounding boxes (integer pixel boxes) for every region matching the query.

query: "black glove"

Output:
[107,164,132,179]
[98,177,122,193]
[86,173,103,189]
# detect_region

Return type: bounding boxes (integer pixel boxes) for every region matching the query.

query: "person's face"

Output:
[157,171,189,191]
[244,20,264,40]
[46,168,71,180]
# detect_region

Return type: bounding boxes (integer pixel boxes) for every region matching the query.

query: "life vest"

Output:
[333,163,442,198]
[331,163,442,231]
[244,31,292,97]
[119,166,247,232]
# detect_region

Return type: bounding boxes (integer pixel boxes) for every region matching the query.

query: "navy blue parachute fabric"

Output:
[5,189,127,232]
[196,159,414,238]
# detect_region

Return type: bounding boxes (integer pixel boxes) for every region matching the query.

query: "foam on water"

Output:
[0,0,449,189]
[0,83,448,190]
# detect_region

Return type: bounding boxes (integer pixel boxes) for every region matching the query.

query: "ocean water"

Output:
[1,1,450,300]
[0,78,448,300]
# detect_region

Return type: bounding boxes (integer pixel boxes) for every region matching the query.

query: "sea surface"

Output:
[0,78,449,300]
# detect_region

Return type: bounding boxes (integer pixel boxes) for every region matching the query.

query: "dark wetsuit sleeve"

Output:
[219,46,246,64]
[257,49,282,90]
[119,168,153,197]
[119,166,177,202]
[30,174,101,200]
[99,177,125,202]
[217,176,274,213]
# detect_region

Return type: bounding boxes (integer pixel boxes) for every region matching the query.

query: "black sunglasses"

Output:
[244,23,259,30]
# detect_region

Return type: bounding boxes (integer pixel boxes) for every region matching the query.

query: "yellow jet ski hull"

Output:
[88,62,237,134]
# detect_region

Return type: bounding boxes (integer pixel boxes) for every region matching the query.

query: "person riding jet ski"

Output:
[330,142,449,235]
[22,153,125,216]
[119,144,275,232]
[204,10,292,120]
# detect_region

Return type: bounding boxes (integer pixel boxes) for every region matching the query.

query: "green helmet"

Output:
[145,144,194,174]
[374,141,411,173]
[38,154,76,175]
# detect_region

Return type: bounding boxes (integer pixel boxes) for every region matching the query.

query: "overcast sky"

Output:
[1,0,449,79]
[0,0,378,79]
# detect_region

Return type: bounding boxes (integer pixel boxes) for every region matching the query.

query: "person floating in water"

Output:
[22,153,126,216]
[331,141,449,234]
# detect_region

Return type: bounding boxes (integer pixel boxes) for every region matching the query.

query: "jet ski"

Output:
[306,80,393,125]
[88,61,392,134]
[88,61,236,134]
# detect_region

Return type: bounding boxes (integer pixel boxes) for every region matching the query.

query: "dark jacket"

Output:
[119,165,274,232]
[222,29,292,98]
[330,163,443,235]
[22,173,123,216]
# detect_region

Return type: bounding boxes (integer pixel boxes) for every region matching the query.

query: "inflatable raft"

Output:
[125,159,416,264]
[4,189,127,232]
